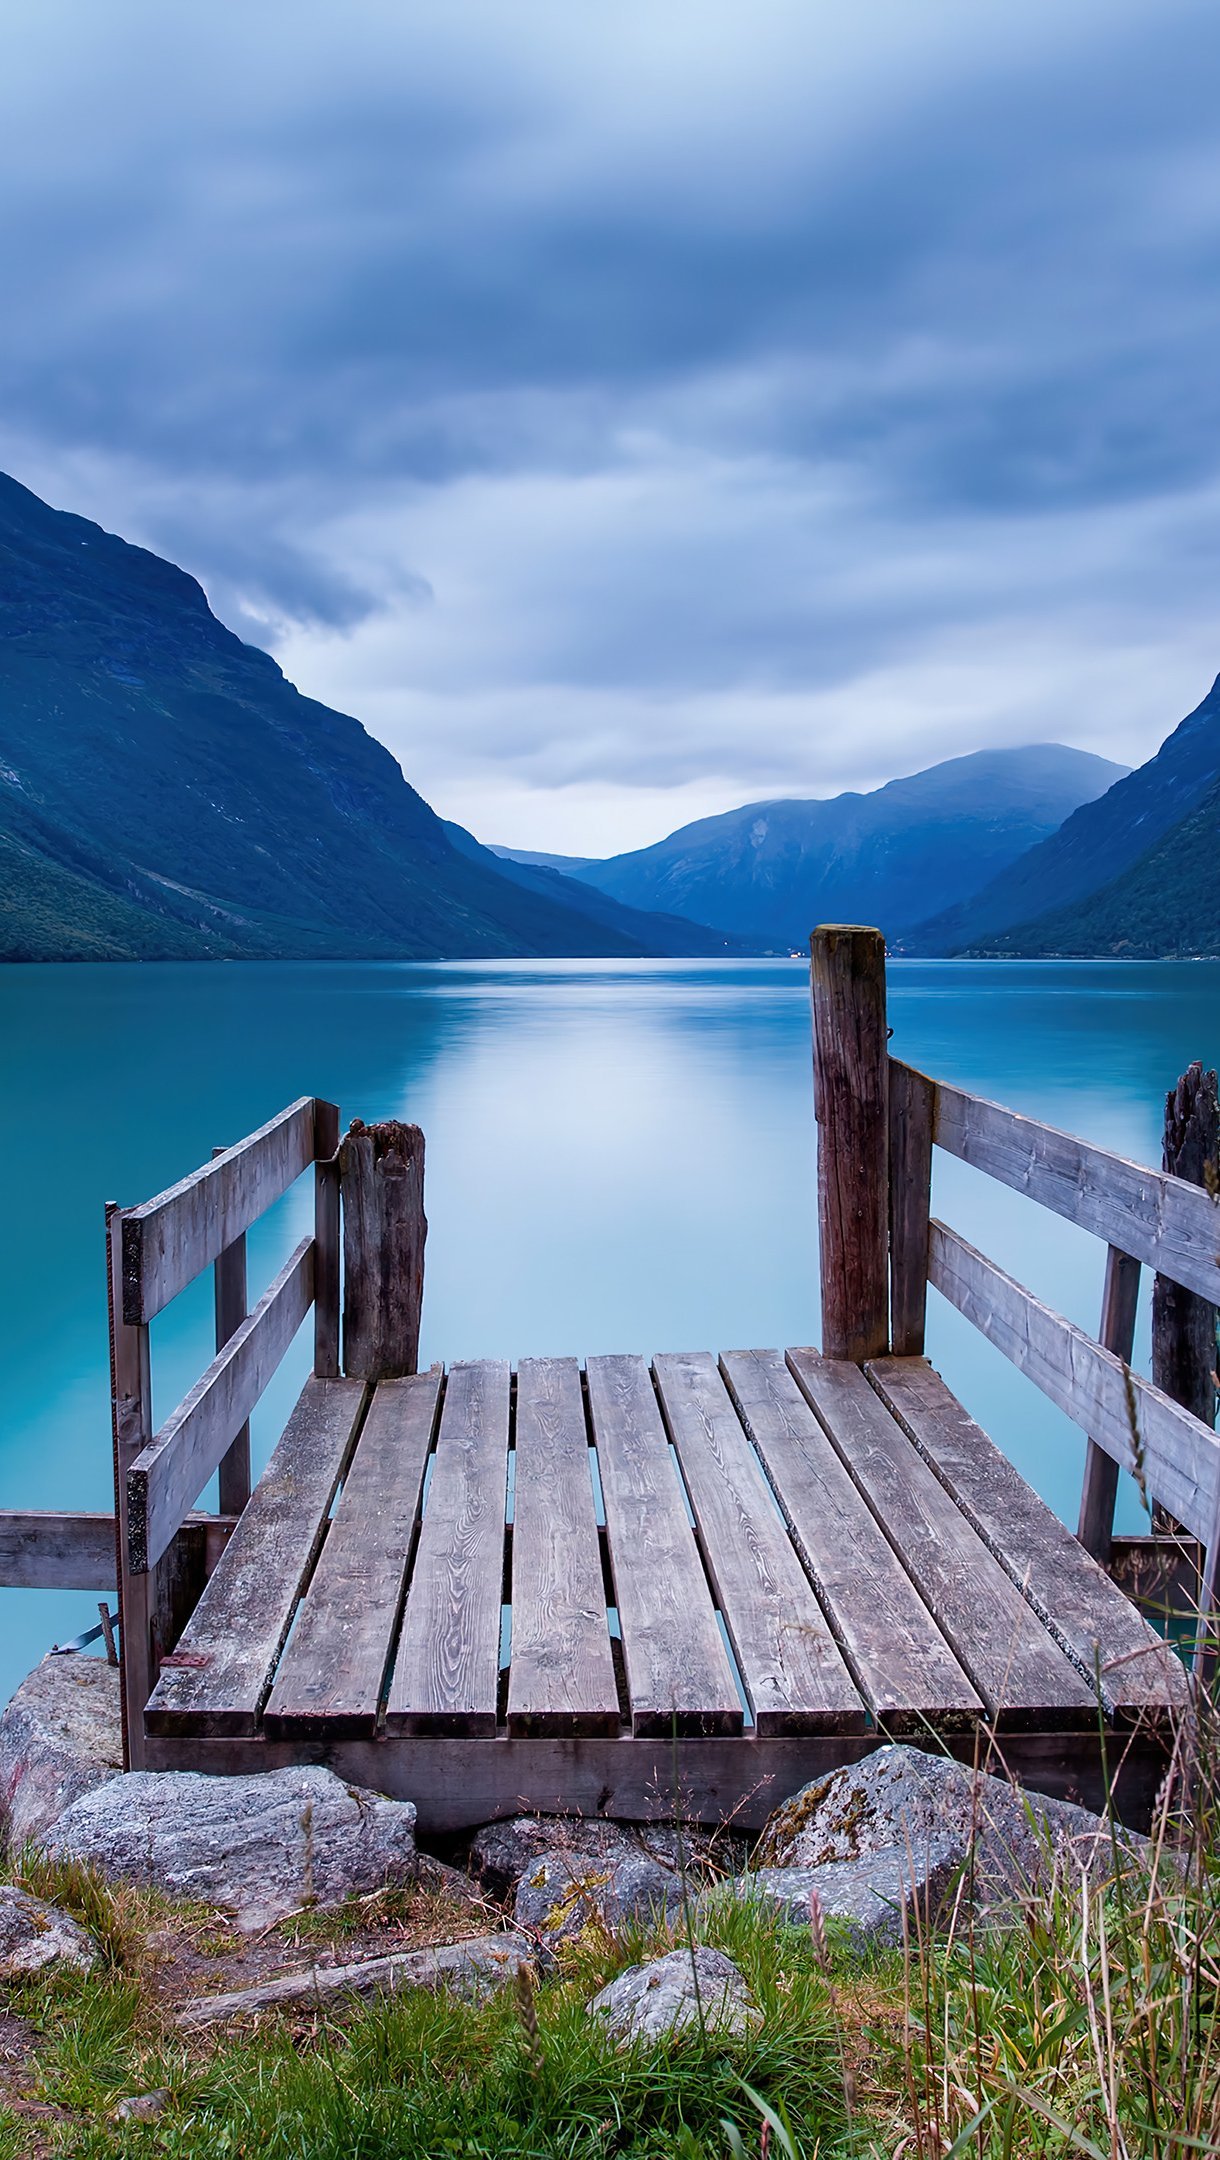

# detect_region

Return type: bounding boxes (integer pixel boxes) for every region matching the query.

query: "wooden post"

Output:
[107,1202,155,1771]
[212,1147,251,1517]
[810,926,890,1364]
[1076,1245,1141,1563]
[1152,1062,1219,1430]
[889,1061,934,1357]
[313,1099,341,1379]
[340,1119,426,1380]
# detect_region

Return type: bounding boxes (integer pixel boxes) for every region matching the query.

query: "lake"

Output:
[3,955,1217,1707]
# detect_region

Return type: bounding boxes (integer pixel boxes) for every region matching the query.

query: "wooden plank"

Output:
[507,1358,619,1737]
[810,926,890,1361]
[143,1728,1171,1841]
[144,1377,363,1736]
[889,1059,934,1357]
[127,1238,314,1573]
[313,1099,341,1380]
[585,1355,741,1737]
[264,1372,442,1737]
[213,1145,251,1518]
[1077,1247,1141,1563]
[653,1353,864,1734]
[928,1219,1220,1545]
[122,1098,320,1323]
[0,1513,117,1591]
[868,1356,1189,1719]
[920,1064,1220,1306]
[787,1348,1097,1726]
[1152,1062,1219,1427]
[108,1200,155,1769]
[721,1349,982,1731]
[386,1362,509,1736]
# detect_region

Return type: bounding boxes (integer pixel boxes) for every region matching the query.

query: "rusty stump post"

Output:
[810,924,890,1364]
[340,1119,427,1380]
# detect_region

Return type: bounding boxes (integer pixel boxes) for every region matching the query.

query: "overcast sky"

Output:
[3,2,1219,852]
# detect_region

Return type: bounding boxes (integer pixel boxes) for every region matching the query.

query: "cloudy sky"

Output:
[3,1,1219,852]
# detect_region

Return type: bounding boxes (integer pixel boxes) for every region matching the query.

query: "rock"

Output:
[114,2090,171,2122]
[468,1816,636,1900]
[179,1930,531,2027]
[0,1883,97,1976]
[45,1766,418,1932]
[514,1847,683,1947]
[0,1654,123,1855]
[704,1840,966,1949]
[759,1746,1146,1910]
[588,1945,757,2047]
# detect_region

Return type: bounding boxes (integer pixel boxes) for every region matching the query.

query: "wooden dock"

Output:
[7,927,1218,1832]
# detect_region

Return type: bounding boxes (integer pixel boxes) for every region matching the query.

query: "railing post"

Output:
[340,1118,426,1380]
[1076,1245,1141,1563]
[889,1060,934,1357]
[313,1099,341,1379]
[212,1146,251,1517]
[810,925,890,1364]
[1152,1062,1218,1431]
[107,1201,154,1770]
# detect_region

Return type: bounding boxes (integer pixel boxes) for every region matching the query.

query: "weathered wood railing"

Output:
[107,1096,341,1766]
[812,924,1220,1671]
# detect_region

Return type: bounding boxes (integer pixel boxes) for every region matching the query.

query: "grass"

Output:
[3,1712,1219,2156]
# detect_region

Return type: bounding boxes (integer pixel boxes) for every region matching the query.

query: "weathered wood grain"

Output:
[341,1119,426,1382]
[507,1358,620,1736]
[213,1147,251,1519]
[1152,1062,1219,1429]
[144,1377,363,1736]
[122,1099,321,1323]
[721,1349,982,1730]
[108,1201,156,1768]
[1077,1247,1141,1563]
[387,1361,509,1736]
[787,1349,1096,1726]
[586,1355,741,1737]
[264,1372,442,1736]
[810,927,890,1362]
[313,1100,341,1380]
[653,1352,864,1734]
[928,1219,1220,1544]
[141,1728,1171,1838]
[921,1064,1220,1305]
[0,1513,117,1591]
[127,1238,315,1573]
[868,1355,1188,1719]
[889,1059,934,1357]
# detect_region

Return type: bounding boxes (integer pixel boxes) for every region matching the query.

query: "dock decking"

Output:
[5,924,1209,1834]
[136,1346,1185,1829]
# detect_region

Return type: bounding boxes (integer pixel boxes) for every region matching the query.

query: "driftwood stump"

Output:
[1152,1063,1218,1430]
[340,1119,426,1381]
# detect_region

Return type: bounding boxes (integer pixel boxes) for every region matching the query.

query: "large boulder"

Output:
[514,1847,682,1948]
[588,1945,757,2048]
[0,1883,97,1977]
[44,1766,418,1931]
[759,1746,1144,1908]
[705,1839,965,1949]
[469,1816,647,1901]
[0,1654,122,1855]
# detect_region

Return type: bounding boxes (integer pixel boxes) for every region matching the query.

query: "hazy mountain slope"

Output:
[541,745,1126,944]
[912,674,1220,955]
[0,473,733,962]
[488,845,594,873]
[442,824,748,951]
[969,776,1220,958]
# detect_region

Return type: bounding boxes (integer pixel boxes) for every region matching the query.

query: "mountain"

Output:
[521,745,1126,947]
[912,674,1220,955]
[488,845,594,873]
[442,822,745,950]
[959,775,1220,959]
[0,474,741,962]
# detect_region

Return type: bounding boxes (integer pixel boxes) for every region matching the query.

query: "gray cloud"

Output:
[2,0,1218,846]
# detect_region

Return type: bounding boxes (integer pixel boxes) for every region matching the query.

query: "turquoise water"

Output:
[2,956,1217,1706]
